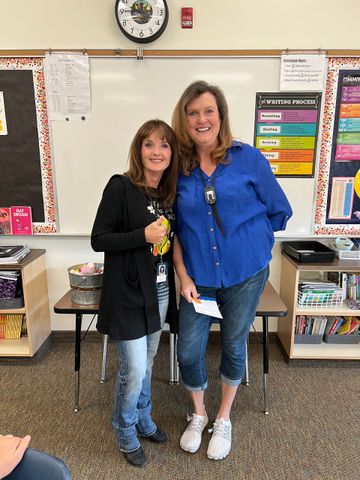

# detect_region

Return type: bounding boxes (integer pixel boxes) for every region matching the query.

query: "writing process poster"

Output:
[254,92,322,177]
[314,58,360,236]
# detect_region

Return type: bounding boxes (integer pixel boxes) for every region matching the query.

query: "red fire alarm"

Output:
[181,7,193,29]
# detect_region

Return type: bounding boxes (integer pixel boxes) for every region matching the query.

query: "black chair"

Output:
[5,448,72,480]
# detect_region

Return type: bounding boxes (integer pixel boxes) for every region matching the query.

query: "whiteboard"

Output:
[51,56,316,236]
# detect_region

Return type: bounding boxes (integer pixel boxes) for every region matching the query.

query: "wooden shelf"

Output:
[0,249,50,357]
[278,252,360,361]
[292,342,360,360]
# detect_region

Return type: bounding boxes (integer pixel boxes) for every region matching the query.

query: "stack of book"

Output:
[294,315,328,344]
[295,315,328,336]
[0,314,25,339]
[323,316,360,343]
[0,245,30,264]
[0,270,23,308]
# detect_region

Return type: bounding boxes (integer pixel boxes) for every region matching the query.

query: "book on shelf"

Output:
[0,245,30,264]
[0,314,24,339]
[337,317,360,336]
[10,206,33,235]
[0,208,12,235]
[295,315,328,336]
[328,317,344,335]
[0,315,5,338]
[0,270,22,300]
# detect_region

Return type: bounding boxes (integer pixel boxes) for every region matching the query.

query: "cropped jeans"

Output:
[112,281,169,453]
[177,265,269,390]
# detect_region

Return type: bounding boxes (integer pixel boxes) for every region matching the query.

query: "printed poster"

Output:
[0,92,8,135]
[314,58,360,236]
[254,92,322,177]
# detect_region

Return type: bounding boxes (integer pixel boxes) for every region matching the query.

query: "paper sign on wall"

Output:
[280,54,326,91]
[44,52,91,121]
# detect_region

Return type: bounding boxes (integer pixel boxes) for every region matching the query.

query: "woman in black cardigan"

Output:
[91,120,179,468]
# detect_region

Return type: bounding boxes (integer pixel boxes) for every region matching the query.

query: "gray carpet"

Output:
[1,336,359,480]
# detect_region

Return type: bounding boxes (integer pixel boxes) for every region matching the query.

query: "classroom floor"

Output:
[1,336,359,480]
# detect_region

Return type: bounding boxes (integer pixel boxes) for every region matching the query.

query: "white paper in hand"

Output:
[192,296,223,319]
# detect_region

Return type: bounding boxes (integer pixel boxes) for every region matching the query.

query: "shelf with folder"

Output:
[0,250,50,357]
[278,252,360,361]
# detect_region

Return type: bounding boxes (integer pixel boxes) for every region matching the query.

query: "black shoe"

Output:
[123,446,148,468]
[142,427,168,444]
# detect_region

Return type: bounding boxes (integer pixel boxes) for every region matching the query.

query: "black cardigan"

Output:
[91,175,178,340]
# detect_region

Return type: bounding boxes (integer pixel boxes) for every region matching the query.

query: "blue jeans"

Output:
[177,266,269,390]
[112,282,169,453]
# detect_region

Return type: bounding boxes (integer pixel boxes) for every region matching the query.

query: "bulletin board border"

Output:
[0,57,56,233]
[313,57,360,236]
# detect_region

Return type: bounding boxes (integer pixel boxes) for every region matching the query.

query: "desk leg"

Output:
[262,316,269,415]
[100,334,109,383]
[244,336,249,386]
[74,313,82,412]
[169,333,179,385]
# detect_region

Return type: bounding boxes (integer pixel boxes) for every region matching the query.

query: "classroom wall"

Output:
[1,0,359,332]
[1,0,359,49]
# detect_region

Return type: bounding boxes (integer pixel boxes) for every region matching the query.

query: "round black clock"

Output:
[115,0,169,44]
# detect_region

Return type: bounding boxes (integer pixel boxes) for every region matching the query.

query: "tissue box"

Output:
[327,243,360,260]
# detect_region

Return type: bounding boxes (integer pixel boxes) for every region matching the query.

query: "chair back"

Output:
[5,448,72,480]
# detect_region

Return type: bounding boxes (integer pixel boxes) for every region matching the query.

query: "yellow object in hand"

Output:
[153,218,170,256]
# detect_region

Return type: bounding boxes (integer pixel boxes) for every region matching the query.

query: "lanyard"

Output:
[198,169,225,237]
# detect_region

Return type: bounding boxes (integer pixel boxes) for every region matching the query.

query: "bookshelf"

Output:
[278,252,360,361]
[0,249,50,357]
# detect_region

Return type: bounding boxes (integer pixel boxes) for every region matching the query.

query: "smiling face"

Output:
[141,129,172,186]
[185,91,221,152]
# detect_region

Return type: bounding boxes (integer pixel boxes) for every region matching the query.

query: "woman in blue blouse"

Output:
[172,81,292,461]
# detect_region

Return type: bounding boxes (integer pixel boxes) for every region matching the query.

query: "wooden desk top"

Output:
[54,290,99,314]
[54,281,287,317]
[257,281,287,317]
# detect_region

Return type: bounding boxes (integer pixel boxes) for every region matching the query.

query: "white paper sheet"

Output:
[192,296,223,319]
[44,52,91,121]
[280,54,326,91]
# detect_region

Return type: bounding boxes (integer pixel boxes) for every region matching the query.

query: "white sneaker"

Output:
[207,418,232,460]
[180,413,209,453]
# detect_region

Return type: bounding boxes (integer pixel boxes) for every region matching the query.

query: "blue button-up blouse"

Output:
[175,141,293,288]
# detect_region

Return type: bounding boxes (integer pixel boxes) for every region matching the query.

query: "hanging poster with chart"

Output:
[314,58,360,236]
[254,92,321,177]
[0,58,56,233]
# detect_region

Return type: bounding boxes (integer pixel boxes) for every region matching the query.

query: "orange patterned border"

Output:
[0,58,56,233]
[314,57,360,236]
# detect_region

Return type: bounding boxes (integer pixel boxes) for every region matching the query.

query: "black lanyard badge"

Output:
[199,169,225,237]
[204,185,216,205]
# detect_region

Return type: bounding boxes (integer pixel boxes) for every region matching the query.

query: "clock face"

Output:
[115,0,169,44]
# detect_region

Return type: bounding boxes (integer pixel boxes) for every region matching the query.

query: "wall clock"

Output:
[115,0,169,44]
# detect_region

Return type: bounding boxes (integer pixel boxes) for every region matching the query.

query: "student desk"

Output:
[54,281,287,414]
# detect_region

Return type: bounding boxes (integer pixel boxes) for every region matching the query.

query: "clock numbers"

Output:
[115,0,169,44]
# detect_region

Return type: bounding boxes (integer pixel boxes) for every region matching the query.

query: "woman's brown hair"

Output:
[172,80,233,175]
[126,119,179,208]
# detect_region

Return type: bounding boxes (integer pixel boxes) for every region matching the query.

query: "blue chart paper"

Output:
[192,296,223,319]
